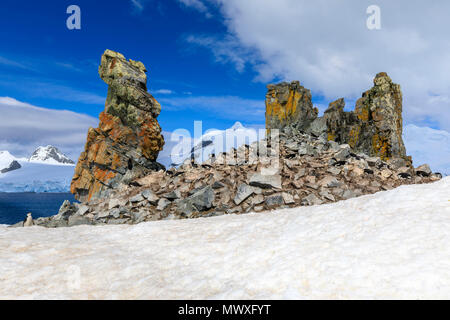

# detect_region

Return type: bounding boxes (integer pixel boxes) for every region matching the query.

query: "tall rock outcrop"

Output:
[265,81,318,131]
[71,50,165,202]
[265,73,408,161]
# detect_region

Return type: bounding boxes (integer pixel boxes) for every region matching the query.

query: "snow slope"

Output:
[0,178,449,299]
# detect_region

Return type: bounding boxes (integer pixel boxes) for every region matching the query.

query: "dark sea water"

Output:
[0,193,76,225]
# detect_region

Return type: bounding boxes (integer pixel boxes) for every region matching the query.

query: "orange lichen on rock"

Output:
[265,81,317,132]
[265,73,408,161]
[71,50,165,202]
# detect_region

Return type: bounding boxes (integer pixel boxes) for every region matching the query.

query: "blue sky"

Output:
[0,0,271,132]
[0,0,449,173]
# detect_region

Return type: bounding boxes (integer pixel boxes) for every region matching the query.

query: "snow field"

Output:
[0,178,449,299]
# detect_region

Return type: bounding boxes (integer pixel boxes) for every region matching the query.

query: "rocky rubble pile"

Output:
[29,128,440,228]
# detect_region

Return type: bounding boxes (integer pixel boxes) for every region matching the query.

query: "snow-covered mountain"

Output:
[157,121,265,167]
[0,151,16,168]
[29,146,75,165]
[0,151,25,174]
[0,147,75,192]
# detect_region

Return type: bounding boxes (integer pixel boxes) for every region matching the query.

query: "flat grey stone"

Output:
[68,215,93,227]
[108,198,121,210]
[249,173,282,189]
[334,146,350,161]
[164,190,181,201]
[212,181,226,189]
[142,189,159,205]
[97,211,110,219]
[342,189,356,200]
[265,194,284,206]
[319,190,335,201]
[157,198,171,211]
[130,194,144,203]
[281,192,295,204]
[177,186,215,216]
[302,193,323,206]
[110,208,121,219]
[77,204,90,216]
[251,194,265,206]
[234,183,254,205]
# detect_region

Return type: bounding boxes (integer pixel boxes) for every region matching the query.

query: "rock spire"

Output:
[71,50,165,202]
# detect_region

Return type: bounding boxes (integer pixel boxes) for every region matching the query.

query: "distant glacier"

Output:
[0,161,75,193]
[0,146,75,193]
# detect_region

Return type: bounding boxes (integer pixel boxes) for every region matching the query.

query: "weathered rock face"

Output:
[71,50,165,202]
[326,72,407,161]
[266,73,408,161]
[265,81,318,132]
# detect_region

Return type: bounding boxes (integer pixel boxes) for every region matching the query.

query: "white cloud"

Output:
[0,97,97,160]
[154,89,175,95]
[29,82,106,105]
[0,79,106,105]
[189,0,450,131]
[177,0,213,18]
[0,56,30,70]
[404,124,450,175]
[54,62,83,72]
[186,35,254,72]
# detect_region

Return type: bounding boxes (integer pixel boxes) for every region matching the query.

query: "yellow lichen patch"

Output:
[265,90,301,125]
[327,132,336,141]
[285,91,300,120]
[266,100,285,123]
[372,134,390,160]
[355,105,370,122]
[348,126,361,149]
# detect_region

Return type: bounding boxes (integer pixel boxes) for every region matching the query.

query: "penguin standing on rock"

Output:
[23,212,34,227]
